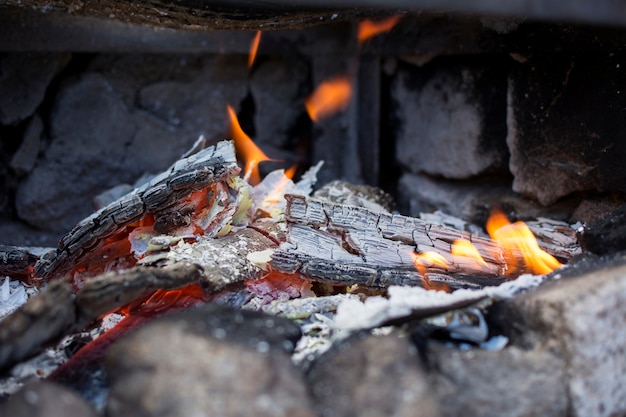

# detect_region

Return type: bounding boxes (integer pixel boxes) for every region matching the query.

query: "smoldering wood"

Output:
[270,194,578,288]
[34,140,240,282]
[0,221,280,371]
[0,245,53,280]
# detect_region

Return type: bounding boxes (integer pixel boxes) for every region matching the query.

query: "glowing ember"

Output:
[248,31,262,68]
[227,104,271,185]
[305,75,352,122]
[120,284,206,317]
[487,209,562,275]
[357,15,402,44]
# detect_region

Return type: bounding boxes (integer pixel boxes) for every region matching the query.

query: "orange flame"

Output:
[413,251,451,292]
[284,164,297,180]
[358,15,402,44]
[451,239,488,270]
[227,104,271,185]
[248,31,262,68]
[305,75,352,122]
[487,209,562,275]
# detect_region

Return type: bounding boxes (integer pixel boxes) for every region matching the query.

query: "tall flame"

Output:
[358,15,402,44]
[248,31,262,68]
[487,209,562,275]
[227,104,271,185]
[305,75,352,122]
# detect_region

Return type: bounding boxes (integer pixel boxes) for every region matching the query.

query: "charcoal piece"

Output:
[106,304,312,417]
[578,204,626,255]
[489,261,626,417]
[306,332,440,417]
[0,381,97,417]
[507,53,626,205]
[0,245,52,280]
[0,53,70,125]
[392,56,509,179]
[426,343,567,417]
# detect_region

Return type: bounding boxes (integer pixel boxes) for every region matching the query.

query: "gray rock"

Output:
[0,53,70,125]
[0,381,97,417]
[507,54,626,205]
[398,172,573,224]
[493,262,626,417]
[306,332,440,417]
[10,114,43,176]
[250,56,309,162]
[15,55,248,232]
[106,303,313,417]
[428,344,567,417]
[392,58,508,179]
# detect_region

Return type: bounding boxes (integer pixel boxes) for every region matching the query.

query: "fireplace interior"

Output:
[1,1,626,417]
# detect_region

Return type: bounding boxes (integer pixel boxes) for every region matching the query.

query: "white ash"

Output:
[292,313,337,367]
[0,277,38,321]
[252,293,360,319]
[333,273,548,331]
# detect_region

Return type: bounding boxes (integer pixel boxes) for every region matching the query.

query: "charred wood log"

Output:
[34,140,240,282]
[270,194,576,289]
[0,221,279,371]
[0,245,53,281]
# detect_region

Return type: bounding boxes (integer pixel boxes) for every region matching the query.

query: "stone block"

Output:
[0,53,70,125]
[307,332,440,417]
[15,55,248,232]
[428,345,567,417]
[398,172,574,225]
[106,304,313,417]
[392,57,509,179]
[0,381,97,417]
[507,54,626,205]
[494,261,626,417]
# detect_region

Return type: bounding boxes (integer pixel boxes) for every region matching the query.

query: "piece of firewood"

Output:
[34,140,240,282]
[0,245,53,280]
[270,195,574,289]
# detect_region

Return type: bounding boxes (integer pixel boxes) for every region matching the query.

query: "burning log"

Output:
[270,194,575,289]
[34,140,241,282]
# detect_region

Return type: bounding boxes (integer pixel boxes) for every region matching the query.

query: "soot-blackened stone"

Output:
[507,53,626,205]
[578,204,626,255]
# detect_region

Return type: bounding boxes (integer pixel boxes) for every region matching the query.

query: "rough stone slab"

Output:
[0,380,98,417]
[493,261,626,417]
[0,53,70,125]
[507,54,626,205]
[427,344,567,417]
[10,114,43,176]
[397,172,575,225]
[392,57,508,179]
[250,56,310,170]
[106,303,312,417]
[15,55,248,232]
[306,332,441,417]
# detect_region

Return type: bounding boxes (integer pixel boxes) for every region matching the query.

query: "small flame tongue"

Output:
[305,75,352,122]
[227,104,271,185]
[487,210,562,275]
[248,31,261,68]
[357,15,402,44]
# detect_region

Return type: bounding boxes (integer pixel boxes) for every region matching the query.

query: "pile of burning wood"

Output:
[0,134,585,415]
